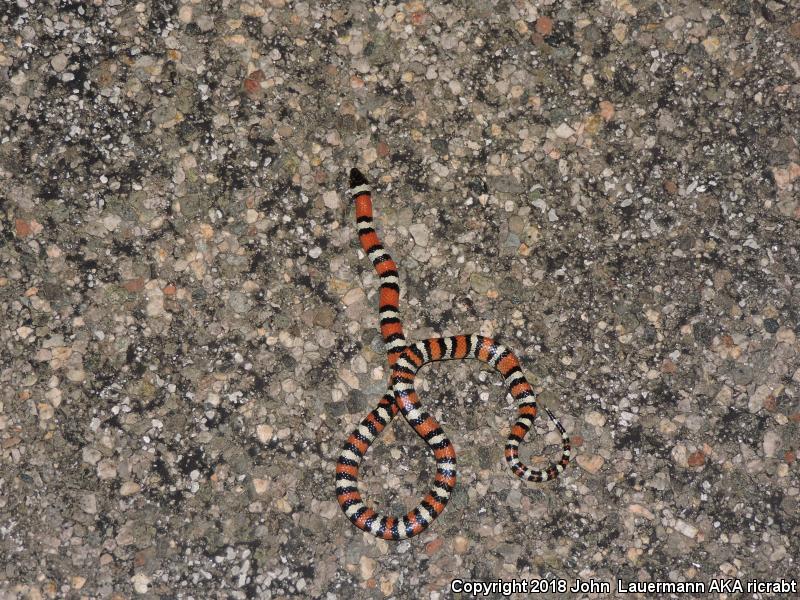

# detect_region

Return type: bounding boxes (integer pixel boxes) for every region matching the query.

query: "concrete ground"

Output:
[1,0,798,598]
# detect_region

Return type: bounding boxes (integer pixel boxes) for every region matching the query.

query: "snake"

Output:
[335,168,571,540]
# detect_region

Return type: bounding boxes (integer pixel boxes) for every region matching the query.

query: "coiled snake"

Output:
[335,168,571,540]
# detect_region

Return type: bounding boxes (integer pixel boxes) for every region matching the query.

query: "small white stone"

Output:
[323,190,340,210]
[97,459,117,480]
[132,573,150,594]
[316,328,335,348]
[120,481,141,496]
[45,387,61,407]
[82,447,102,465]
[256,424,273,443]
[362,147,377,164]
[274,497,292,513]
[628,504,655,520]
[671,444,688,467]
[360,556,376,580]
[664,15,685,32]
[146,293,165,317]
[51,53,68,72]
[748,384,772,413]
[326,131,341,146]
[409,223,429,247]
[576,454,604,473]
[715,385,732,406]
[342,287,365,306]
[178,4,193,23]
[81,493,97,514]
[554,123,575,139]
[763,431,781,458]
[584,411,606,427]
[776,327,796,344]
[102,214,121,232]
[674,519,698,539]
[339,368,359,389]
[66,368,86,383]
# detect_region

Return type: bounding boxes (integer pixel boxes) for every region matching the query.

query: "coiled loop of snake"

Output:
[335,169,571,540]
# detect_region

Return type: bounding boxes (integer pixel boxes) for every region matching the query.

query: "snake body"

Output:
[335,168,571,540]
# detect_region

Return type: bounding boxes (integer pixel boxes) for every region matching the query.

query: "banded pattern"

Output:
[335,168,571,540]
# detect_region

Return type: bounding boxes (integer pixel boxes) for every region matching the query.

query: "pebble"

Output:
[71,577,86,590]
[359,556,376,580]
[771,163,800,189]
[16,325,34,339]
[178,5,193,23]
[702,36,721,53]
[535,17,553,36]
[749,385,773,413]
[323,190,340,210]
[102,214,121,232]
[554,123,575,139]
[584,411,606,427]
[120,481,142,496]
[316,328,335,348]
[196,14,214,31]
[228,292,252,314]
[252,478,269,494]
[469,273,494,294]
[338,369,359,389]
[123,277,145,293]
[453,536,470,553]
[687,451,705,467]
[628,504,655,520]
[51,53,68,72]
[425,538,444,555]
[576,454,604,474]
[82,447,102,465]
[257,424,274,443]
[763,431,781,458]
[342,288,366,306]
[776,327,795,344]
[409,223,430,247]
[97,460,117,480]
[131,573,150,594]
[81,493,97,514]
[37,403,53,421]
[665,15,685,32]
[674,519,698,539]
[599,100,615,121]
[313,306,336,328]
[671,444,689,467]
[66,369,86,383]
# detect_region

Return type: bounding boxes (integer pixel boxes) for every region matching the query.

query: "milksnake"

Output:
[335,168,571,540]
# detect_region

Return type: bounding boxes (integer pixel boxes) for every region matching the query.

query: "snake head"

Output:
[349,168,369,188]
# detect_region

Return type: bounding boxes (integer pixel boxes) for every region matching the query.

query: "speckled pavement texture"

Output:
[1,0,799,598]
